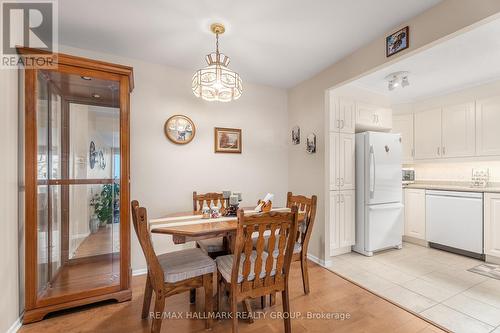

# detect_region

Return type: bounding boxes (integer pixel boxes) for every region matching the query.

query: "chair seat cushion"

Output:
[252,234,302,256]
[197,237,225,253]
[157,248,216,283]
[216,250,277,283]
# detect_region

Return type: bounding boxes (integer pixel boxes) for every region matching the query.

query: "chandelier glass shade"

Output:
[192,24,242,102]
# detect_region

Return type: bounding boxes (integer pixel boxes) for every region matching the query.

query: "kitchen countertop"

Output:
[403,181,500,193]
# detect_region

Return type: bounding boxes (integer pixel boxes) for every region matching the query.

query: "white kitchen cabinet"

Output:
[329,133,355,190]
[392,114,414,163]
[339,190,356,247]
[442,102,475,157]
[476,96,500,156]
[484,193,500,259]
[414,108,442,159]
[404,188,426,240]
[330,190,355,253]
[355,102,392,132]
[329,133,340,190]
[330,96,355,133]
[329,191,340,251]
[339,133,355,190]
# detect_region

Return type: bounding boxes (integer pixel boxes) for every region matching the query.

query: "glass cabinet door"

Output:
[35,69,122,300]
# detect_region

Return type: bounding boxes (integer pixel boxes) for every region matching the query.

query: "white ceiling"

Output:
[350,18,500,103]
[58,0,440,88]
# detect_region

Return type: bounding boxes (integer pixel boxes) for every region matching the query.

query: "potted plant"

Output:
[90,183,120,228]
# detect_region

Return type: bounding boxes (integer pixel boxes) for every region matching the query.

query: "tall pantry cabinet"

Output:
[329,94,356,256]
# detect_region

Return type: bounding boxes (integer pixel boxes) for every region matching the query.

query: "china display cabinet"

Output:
[18,48,134,323]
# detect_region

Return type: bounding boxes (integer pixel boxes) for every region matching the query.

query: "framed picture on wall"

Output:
[291,126,300,145]
[214,127,242,153]
[306,133,316,154]
[386,26,409,57]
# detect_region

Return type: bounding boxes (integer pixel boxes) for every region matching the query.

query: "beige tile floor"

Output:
[326,242,500,333]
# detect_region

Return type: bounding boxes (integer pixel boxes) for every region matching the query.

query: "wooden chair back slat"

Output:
[251,223,268,289]
[131,201,164,292]
[264,223,278,287]
[193,191,226,214]
[286,192,317,250]
[231,207,298,291]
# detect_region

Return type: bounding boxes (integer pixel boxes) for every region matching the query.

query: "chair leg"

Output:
[151,293,166,333]
[260,295,266,309]
[142,274,153,319]
[217,272,223,313]
[190,288,196,304]
[230,293,238,333]
[270,292,276,306]
[300,254,310,295]
[282,287,291,333]
[242,298,254,324]
[203,273,213,329]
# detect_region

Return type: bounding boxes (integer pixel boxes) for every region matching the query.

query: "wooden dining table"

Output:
[150,207,305,249]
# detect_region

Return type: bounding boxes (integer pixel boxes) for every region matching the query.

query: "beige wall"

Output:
[59,46,289,272]
[288,0,500,263]
[0,68,20,331]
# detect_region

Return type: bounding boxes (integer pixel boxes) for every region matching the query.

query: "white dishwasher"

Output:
[426,190,483,258]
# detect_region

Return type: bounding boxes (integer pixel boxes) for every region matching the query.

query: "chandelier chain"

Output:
[215,33,219,55]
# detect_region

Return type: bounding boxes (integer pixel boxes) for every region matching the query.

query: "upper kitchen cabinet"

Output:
[476,96,500,156]
[414,108,442,159]
[392,114,414,163]
[355,102,392,132]
[441,102,475,157]
[329,96,355,133]
[414,102,476,160]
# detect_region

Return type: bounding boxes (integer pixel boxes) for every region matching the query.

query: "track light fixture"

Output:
[385,71,410,91]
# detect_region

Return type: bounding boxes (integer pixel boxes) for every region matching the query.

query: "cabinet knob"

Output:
[442,147,446,155]
[340,119,344,129]
[437,147,440,156]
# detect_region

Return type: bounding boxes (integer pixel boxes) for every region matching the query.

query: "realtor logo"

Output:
[1,1,57,68]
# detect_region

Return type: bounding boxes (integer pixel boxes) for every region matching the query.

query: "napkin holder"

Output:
[257,200,272,213]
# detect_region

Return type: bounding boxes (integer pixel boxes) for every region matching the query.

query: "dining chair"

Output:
[131,200,216,333]
[192,191,228,257]
[216,207,299,333]
[286,192,317,295]
[261,192,317,307]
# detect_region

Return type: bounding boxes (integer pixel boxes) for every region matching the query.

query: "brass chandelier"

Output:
[192,23,242,102]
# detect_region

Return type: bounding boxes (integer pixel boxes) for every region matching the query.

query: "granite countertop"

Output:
[403,181,500,193]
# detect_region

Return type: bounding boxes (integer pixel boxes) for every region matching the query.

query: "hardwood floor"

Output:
[20,261,445,333]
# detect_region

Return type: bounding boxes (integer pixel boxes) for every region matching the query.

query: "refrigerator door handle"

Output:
[369,145,375,199]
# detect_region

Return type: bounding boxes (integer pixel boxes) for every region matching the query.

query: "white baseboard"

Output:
[403,235,429,247]
[307,253,331,268]
[7,317,21,333]
[486,255,500,265]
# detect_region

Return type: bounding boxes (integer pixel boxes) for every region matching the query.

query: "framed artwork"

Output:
[306,133,316,154]
[164,115,196,144]
[291,126,300,145]
[386,26,409,57]
[214,127,242,153]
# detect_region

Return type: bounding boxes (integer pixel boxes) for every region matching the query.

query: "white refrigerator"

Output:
[353,132,403,256]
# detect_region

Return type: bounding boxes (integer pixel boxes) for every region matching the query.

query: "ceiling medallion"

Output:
[192,23,243,102]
